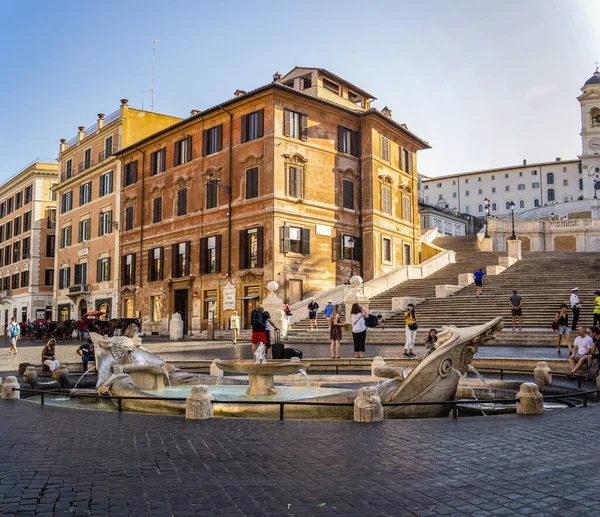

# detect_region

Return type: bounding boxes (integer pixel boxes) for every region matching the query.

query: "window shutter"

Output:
[301,229,310,255]
[298,168,304,198]
[256,226,264,268]
[150,151,157,175]
[97,259,102,282]
[199,237,207,274]
[241,114,248,143]
[132,160,138,183]
[351,130,360,157]
[78,221,83,243]
[106,257,111,281]
[300,114,308,141]
[284,110,290,137]
[239,230,247,269]
[109,171,113,193]
[67,227,72,246]
[107,211,112,233]
[338,126,344,152]
[131,253,136,285]
[343,180,354,210]
[186,136,192,162]
[216,124,223,152]
[215,235,221,273]
[171,244,178,277]
[399,147,405,170]
[79,185,84,205]
[148,250,153,281]
[174,141,181,167]
[160,148,167,172]
[202,130,209,156]
[281,226,290,253]
[257,109,264,138]
[74,264,80,285]
[185,241,191,276]
[407,151,413,174]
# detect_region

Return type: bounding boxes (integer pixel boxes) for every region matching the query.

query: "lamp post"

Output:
[348,236,355,281]
[508,200,517,240]
[484,197,490,239]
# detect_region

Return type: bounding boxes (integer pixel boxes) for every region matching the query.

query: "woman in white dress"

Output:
[230,311,240,344]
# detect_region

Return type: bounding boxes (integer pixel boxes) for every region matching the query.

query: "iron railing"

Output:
[68,284,90,295]
[64,109,121,149]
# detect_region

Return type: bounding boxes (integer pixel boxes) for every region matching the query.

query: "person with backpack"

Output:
[403,304,418,358]
[250,307,267,355]
[263,311,279,355]
[7,317,20,355]
[350,303,368,359]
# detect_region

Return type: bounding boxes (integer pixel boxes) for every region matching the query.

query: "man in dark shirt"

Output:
[77,339,95,372]
[250,307,266,354]
[509,289,523,330]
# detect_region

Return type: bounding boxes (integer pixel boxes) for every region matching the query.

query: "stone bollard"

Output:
[209,360,223,378]
[371,356,386,377]
[23,366,38,387]
[55,365,70,387]
[2,376,20,400]
[533,362,552,389]
[516,382,543,415]
[186,385,214,420]
[354,386,384,423]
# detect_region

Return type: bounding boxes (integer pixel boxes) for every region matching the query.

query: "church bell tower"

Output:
[578,67,600,199]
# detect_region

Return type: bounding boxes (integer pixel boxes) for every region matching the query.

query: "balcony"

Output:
[68,284,90,296]
[78,161,93,173]
[98,144,121,163]
[0,290,12,302]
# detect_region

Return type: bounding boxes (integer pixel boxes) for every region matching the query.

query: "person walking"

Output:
[570,287,582,331]
[593,290,600,327]
[350,303,367,359]
[230,310,240,344]
[284,303,293,330]
[250,307,267,355]
[554,304,571,355]
[424,329,438,357]
[403,304,418,358]
[307,298,319,330]
[41,339,60,377]
[329,305,342,359]
[473,269,485,297]
[7,317,20,355]
[509,289,523,330]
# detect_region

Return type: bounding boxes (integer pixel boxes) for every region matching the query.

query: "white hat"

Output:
[572,287,579,291]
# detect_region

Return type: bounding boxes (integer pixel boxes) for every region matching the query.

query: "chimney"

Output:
[97,113,105,129]
[59,138,67,153]
[555,157,562,162]
[272,71,282,82]
[190,109,201,116]
[381,106,393,118]
[234,89,247,98]
[523,159,527,165]
[77,126,86,141]
[120,98,129,106]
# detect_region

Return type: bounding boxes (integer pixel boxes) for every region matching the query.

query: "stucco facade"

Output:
[118,68,429,335]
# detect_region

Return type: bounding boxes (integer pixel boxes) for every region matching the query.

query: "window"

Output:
[452,192,457,198]
[342,235,361,260]
[124,161,138,186]
[61,191,72,213]
[284,110,308,141]
[104,135,113,159]
[532,182,540,188]
[97,257,111,282]
[0,202,5,219]
[491,175,495,180]
[84,148,92,169]
[23,211,31,232]
[281,226,310,254]
[177,188,188,216]
[200,236,221,274]
[491,203,497,211]
[402,196,411,222]
[99,171,113,196]
[153,197,163,223]
[202,125,223,155]
[338,126,359,157]
[46,235,55,257]
[150,148,167,175]
[465,191,470,197]
[19,271,28,288]
[2,276,8,290]
[4,245,10,265]
[151,295,162,322]
[45,269,53,286]
[148,247,164,281]
[246,168,258,199]
[174,136,192,166]
[534,199,540,207]
[14,216,21,236]
[424,185,429,190]
[78,219,91,242]
[505,186,510,191]
[203,290,218,319]
[13,241,20,262]
[505,202,511,210]
[465,206,471,214]
[381,186,391,214]
[478,177,482,182]
[121,254,136,285]
[532,170,537,175]
[504,174,509,179]
[24,185,32,204]
[11,274,19,290]
[579,178,584,190]
[563,166,567,173]
[65,159,73,179]
[206,183,218,209]
[172,242,190,278]
[563,179,568,186]
[239,227,264,269]
[519,200,525,209]
[7,197,13,214]
[478,204,483,213]
[288,167,304,198]
[79,181,92,205]
[380,135,390,162]
[382,237,392,263]
[547,188,555,202]
[15,192,22,210]
[436,183,442,188]
[99,211,113,236]
[547,172,554,185]
[60,226,72,248]
[74,263,88,285]
[518,184,525,190]
[342,180,355,210]
[465,179,469,184]
[5,221,11,240]
[241,110,264,143]
[491,187,496,193]
[478,189,482,195]
[322,77,339,94]
[0,225,3,243]
[301,75,312,89]
[125,206,134,231]
[519,171,523,177]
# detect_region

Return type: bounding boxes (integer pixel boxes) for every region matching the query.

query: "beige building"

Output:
[0,159,58,325]
[53,101,181,321]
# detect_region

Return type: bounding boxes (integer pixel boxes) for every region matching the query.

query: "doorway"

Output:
[78,299,88,319]
[174,289,189,334]
[403,244,412,266]
[288,280,303,305]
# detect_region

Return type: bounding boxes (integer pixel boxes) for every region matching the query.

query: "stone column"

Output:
[507,239,522,260]
[344,276,370,324]
[533,362,552,389]
[186,385,214,419]
[516,382,543,415]
[260,281,287,338]
[479,237,493,251]
[353,386,383,423]
[2,376,19,399]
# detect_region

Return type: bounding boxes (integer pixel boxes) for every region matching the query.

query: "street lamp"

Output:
[484,197,490,238]
[348,236,355,281]
[508,200,517,240]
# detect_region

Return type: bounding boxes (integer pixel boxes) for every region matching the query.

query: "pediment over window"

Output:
[398,180,413,193]
[203,166,223,179]
[378,173,394,186]
[241,153,263,168]
[150,185,164,197]
[283,153,308,166]
[336,167,358,178]
[236,269,264,281]
[174,175,191,189]
[123,195,137,206]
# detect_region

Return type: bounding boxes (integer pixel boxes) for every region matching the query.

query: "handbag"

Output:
[408,322,418,331]
[551,321,559,331]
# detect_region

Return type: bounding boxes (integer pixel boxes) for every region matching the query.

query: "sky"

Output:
[1,0,599,181]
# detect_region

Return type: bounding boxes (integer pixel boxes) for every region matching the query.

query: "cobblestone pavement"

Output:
[0,399,599,516]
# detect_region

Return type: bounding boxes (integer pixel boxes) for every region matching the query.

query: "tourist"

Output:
[7,317,20,355]
[424,329,438,357]
[403,304,418,358]
[77,319,86,341]
[569,327,594,374]
[570,287,581,331]
[350,303,368,359]
[323,300,334,323]
[588,327,600,370]
[377,314,386,328]
[473,269,485,297]
[554,304,571,355]
[41,339,60,376]
[230,310,240,344]
[263,311,279,353]
[77,338,95,372]
[509,289,523,330]
[593,291,600,327]
[307,298,319,330]
[329,305,342,358]
[250,307,267,354]
[284,302,293,329]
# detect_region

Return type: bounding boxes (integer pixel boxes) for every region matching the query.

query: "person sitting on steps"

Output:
[569,327,594,374]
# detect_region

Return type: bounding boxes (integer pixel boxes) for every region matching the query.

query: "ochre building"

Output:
[53,101,181,321]
[117,67,429,335]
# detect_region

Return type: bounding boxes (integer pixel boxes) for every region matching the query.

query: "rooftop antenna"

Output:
[151,40,160,111]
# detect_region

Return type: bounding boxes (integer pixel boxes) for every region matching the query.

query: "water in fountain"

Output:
[72,366,97,391]
[297,369,312,395]
[451,367,486,416]
[254,343,267,364]
[468,365,495,399]
[161,364,172,388]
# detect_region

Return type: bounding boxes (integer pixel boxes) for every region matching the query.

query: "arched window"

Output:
[534,199,540,207]
[465,206,471,214]
[478,204,483,213]
[563,196,570,202]
[547,188,555,202]
[519,200,525,209]
[492,202,497,211]
[505,201,511,210]
[546,172,554,185]
[579,178,584,190]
